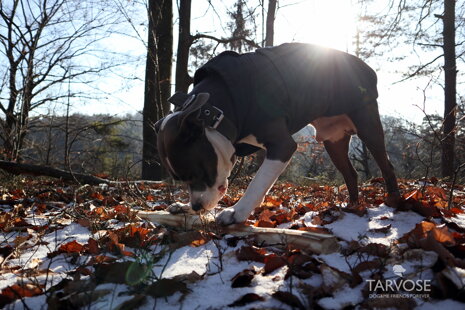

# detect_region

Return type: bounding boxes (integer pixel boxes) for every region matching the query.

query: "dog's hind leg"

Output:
[323,135,359,204]
[349,103,400,207]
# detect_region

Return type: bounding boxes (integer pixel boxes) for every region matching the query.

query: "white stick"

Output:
[138,211,340,254]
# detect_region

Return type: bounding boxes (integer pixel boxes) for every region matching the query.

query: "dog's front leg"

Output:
[216,158,290,225]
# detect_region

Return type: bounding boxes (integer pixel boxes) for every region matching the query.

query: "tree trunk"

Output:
[441,0,456,179]
[265,0,277,46]
[142,0,163,180]
[156,0,173,117]
[175,0,193,93]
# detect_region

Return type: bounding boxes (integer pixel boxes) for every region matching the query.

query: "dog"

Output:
[155,43,400,226]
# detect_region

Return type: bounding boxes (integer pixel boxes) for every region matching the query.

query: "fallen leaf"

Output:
[254,219,276,228]
[236,246,267,263]
[231,269,256,288]
[1,283,43,300]
[402,221,456,247]
[59,240,84,254]
[86,238,100,255]
[263,254,287,275]
[272,291,305,310]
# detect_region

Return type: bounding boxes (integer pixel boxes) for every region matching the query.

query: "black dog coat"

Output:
[194,43,378,137]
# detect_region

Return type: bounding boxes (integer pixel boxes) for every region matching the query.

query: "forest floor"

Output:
[0,176,464,309]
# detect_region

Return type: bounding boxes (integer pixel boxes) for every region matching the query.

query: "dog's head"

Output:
[156,93,236,212]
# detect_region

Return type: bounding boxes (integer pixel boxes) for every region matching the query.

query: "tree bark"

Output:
[175,0,193,93]
[142,0,172,180]
[0,160,109,185]
[265,0,277,46]
[441,0,456,179]
[156,0,173,117]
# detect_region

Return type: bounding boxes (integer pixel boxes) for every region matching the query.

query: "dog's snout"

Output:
[192,202,203,212]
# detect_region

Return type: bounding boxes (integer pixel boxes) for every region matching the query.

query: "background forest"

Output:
[0,0,464,184]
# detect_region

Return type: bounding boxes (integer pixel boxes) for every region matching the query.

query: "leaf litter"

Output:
[0,178,464,309]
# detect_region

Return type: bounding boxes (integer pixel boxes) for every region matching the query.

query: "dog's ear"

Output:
[177,93,210,141]
[178,92,210,127]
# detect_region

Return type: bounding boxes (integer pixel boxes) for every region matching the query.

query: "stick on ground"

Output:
[138,211,340,254]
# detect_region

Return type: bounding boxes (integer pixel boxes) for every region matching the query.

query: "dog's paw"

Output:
[167,202,193,214]
[216,207,249,226]
[216,208,237,226]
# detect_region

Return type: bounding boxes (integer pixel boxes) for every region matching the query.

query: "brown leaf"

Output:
[402,221,456,247]
[426,186,447,200]
[254,219,276,228]
[236,246,267,263]
[263,196,282,207]
[86,238,100,255]
[2,283,43,299]
[272,291,305,310]
[59,240,84,254]
[231,269,256,288]
[87,255,116,265]
[228,293,265,307]
[76,218,90,227]
[90,192,105,200]
[263,255,287,275]
[190,238,207,247]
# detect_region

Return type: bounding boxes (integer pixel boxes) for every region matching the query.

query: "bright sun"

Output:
[276,0,356,52]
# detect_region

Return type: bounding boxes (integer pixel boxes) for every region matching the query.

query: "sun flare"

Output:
[277,0,356,52]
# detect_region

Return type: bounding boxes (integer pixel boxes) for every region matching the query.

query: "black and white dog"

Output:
[155,43,400,226]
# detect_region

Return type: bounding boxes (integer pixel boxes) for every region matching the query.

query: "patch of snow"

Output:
[417,299,465,310]
[318,284,364,309]
[11,293,47,310]
[448,213,465,230]
[144,245,293,310]
[302,211,320,227]
[318,252,352,273]
[326,205,424,245]
[43,223,91,245]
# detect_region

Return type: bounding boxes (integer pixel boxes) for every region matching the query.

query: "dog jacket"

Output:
[194,43,378,136]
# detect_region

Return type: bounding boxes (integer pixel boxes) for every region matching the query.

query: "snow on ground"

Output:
[2,189,465,309]
[324,204,424,245]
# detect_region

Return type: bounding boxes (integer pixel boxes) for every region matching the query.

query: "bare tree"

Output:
[265,0,277,46]
[0,0,123,162]
[371,0,463,179]
[142,0,172,180]
[175,0,192,93]
[440,0,457,179]
[175,0,260,93]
